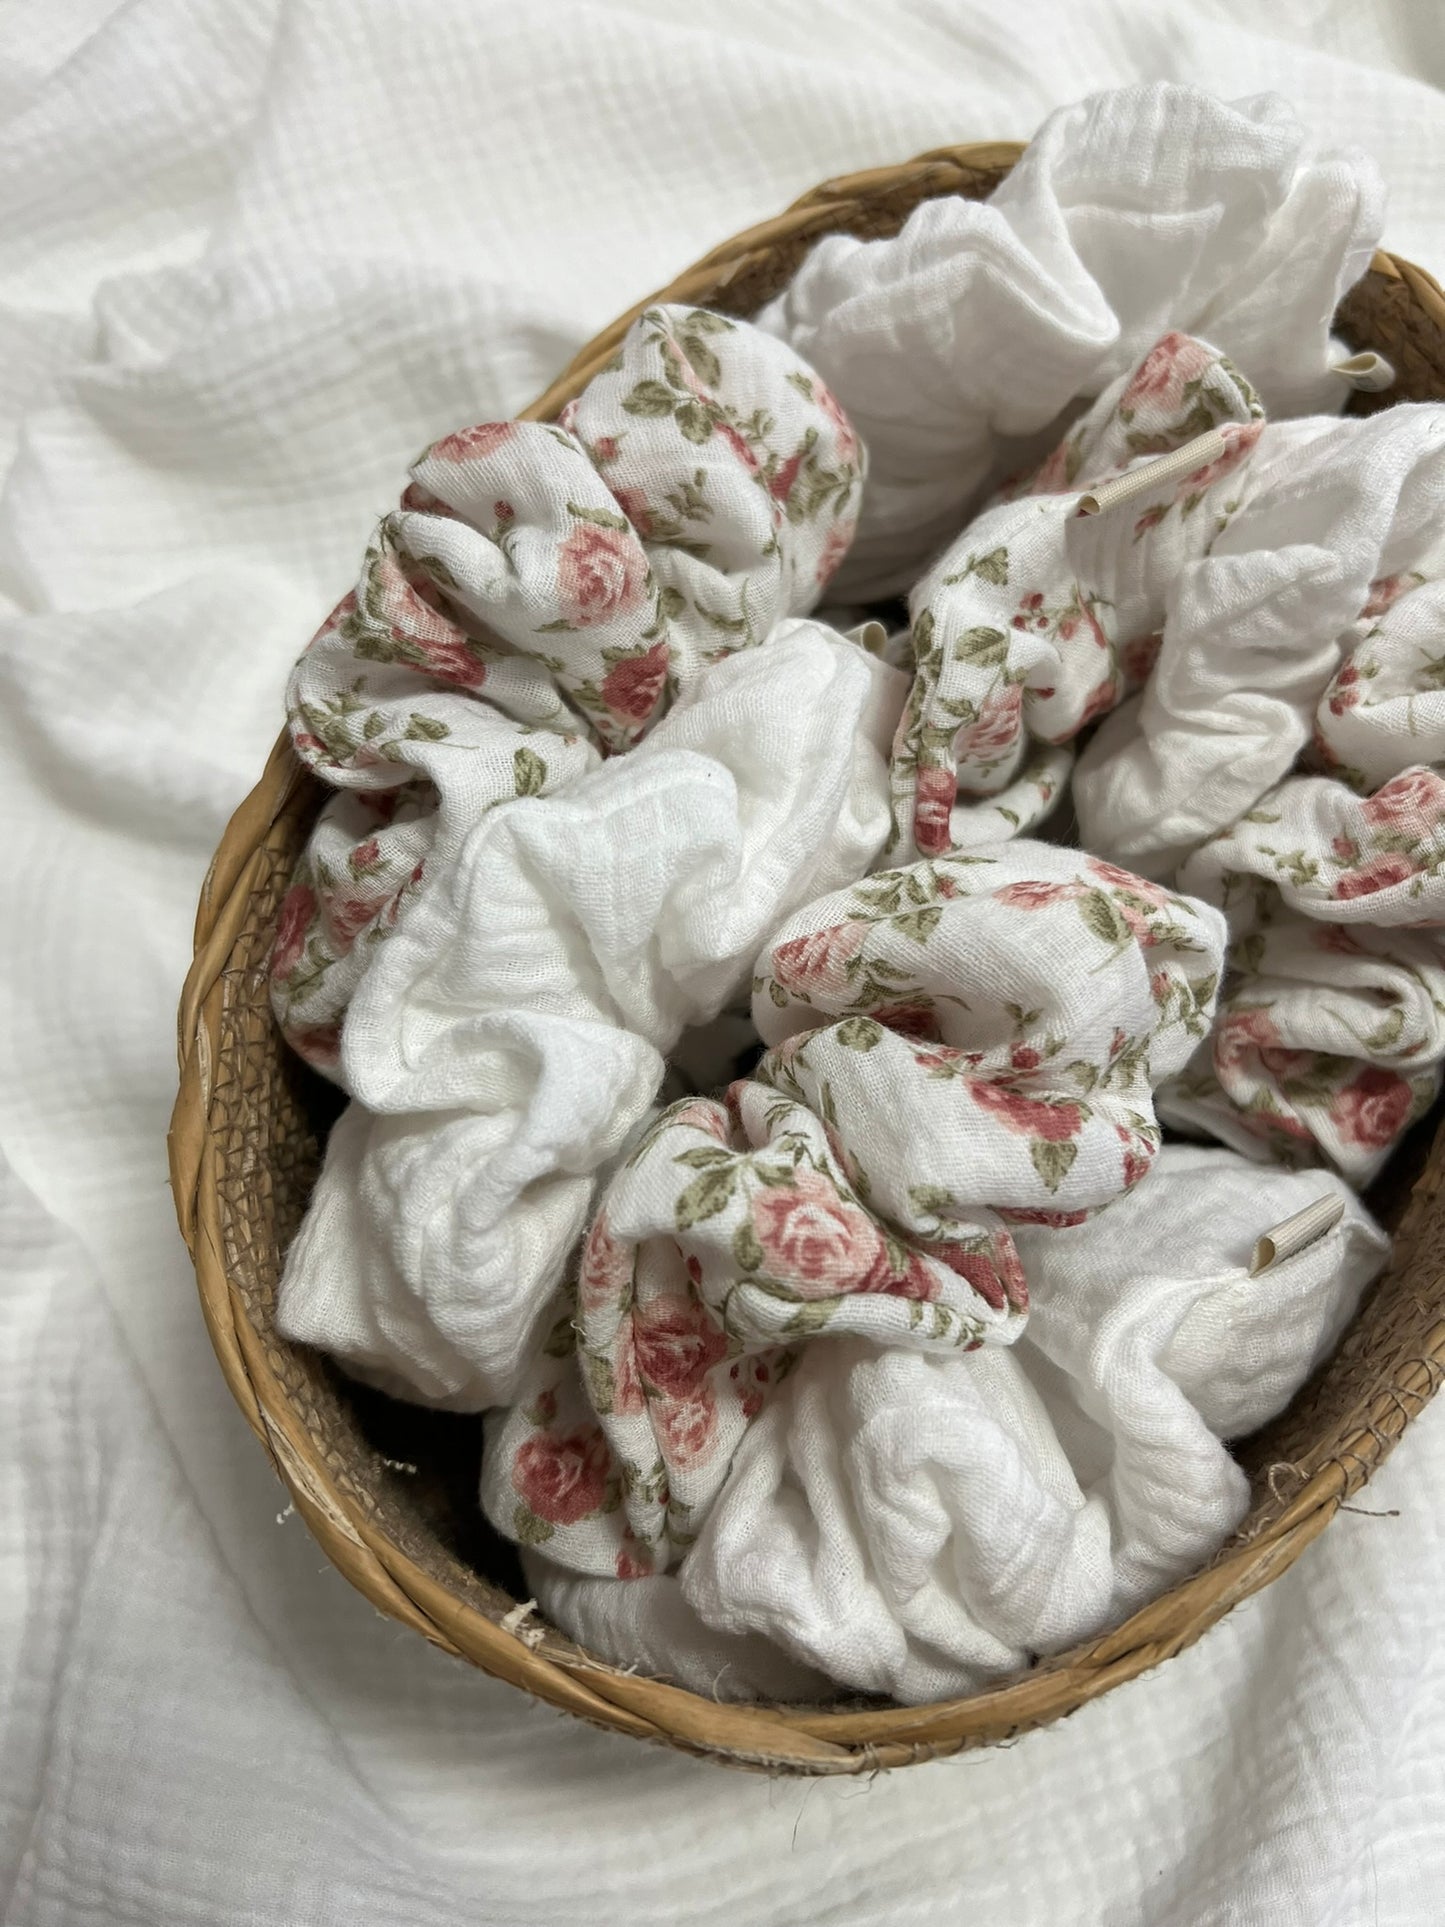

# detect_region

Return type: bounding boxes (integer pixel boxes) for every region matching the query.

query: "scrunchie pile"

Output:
[266,83,1411,1704]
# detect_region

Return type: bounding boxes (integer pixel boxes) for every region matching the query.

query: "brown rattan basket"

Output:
[168,140,1445,1775]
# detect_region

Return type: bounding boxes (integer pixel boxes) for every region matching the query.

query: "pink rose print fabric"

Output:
[274,540,599,1072]
[483,1078,1027,1576]
[398,305,861,751]
[1159,912,1444,1183]
[750,841,1224,1218]
[1157,765,1445,1180]
[272,304,863,1076]
[1183,766,1445,927]
[1313,572,1445,790]
[889,334,1261,863]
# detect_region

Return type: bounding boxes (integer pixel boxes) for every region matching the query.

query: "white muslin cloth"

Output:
[679,1146,1387,1703]
[277,622,905,1408]
[1074,404,1445,878]
[518,1556,832,1702]
[13,18,1445,1923]
[758,83,1383,598]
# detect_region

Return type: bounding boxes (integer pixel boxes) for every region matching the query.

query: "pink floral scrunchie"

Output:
[269,304,864,1075]
[481,838,1225,1577]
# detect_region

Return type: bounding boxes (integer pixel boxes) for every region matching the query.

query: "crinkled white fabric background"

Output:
[3,2,1444,1921]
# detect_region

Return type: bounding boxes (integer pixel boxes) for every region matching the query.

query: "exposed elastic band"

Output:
[1250,1194,1346,1276]
[1332,349,1396,393]
[1077,427,1228,517]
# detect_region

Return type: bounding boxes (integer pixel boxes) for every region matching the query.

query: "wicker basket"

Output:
[168,140,1445,1775]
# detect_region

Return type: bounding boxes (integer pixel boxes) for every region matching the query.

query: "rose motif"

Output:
[667,1100,730,1141]
[960,684,1022,759]
[287,1020,342,1067]
[926,1235,1029,1313]
[914,765,957,855]
[1025,436,1077,497]
[615,1537,654,1580]
[1361,768,1445,832]
[968,1080,1083,1142]
[609,1316,646,1418]
[374,554,488,687]
[769,451,804,504]
[1121,632,1163,687]
[511,1425,611,1526]
[1076,677,1121,730]
[771,919,869,999]
[1087,859,1169,904]
[1327,661,1361,716]
[600,640,669,724]
[324,892,386,951]
[1332,1067,1414,1151]
[631,1293,729,1401]
[410,627,489,688]
[995,878,1082,910]
[998,1206,1088,1228]
[426,421,516,463]
[716,421,760,474]
[1122,1146,1153,1189]
[657,1389,719,1472]
[1361,573,1414,620]
[1334,854,1417,900]
[557,521,650,628]
[1214,1006,1284,1077]
[816,379,859,465]
[1315,925,1364,957]
[608,483,656,538]
[751,1168,886,1297]
[271,884,316,982]
[579,1208,634,1312]
[816,521,853,588]
[1120,332,1216,412]
[1178,419,1261,494]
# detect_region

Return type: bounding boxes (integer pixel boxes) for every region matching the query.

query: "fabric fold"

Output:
[680,1146,1386,1702]
[277,622,903,1410]
[758,83,1382,597]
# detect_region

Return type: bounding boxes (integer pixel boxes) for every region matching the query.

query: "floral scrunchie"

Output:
[270,304,864,1074]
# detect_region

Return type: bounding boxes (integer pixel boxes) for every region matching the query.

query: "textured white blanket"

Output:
[5,4,1445,1924]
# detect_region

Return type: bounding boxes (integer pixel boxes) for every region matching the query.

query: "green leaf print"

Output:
[583,1351,616,1416]
[673,400,714,444]
[834,1016,885,1052]
[674,1164,738,1230]
[891,905,942,944]
[1029,1137,1078,1193]
[952,626,1009,667]
[1077,888,1130,948]
[512,1501,555,1547]
[622,379,678,417]
[732,1218,764,1274]
[513,745,548,796]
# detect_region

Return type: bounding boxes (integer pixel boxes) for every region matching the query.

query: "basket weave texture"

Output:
[169,142,1445,1775]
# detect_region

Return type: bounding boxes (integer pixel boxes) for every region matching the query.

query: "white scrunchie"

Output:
[679,1145,1386,1703]
[758,83,1382,598]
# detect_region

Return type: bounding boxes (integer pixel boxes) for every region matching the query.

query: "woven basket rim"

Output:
[169,138,1445,1775]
